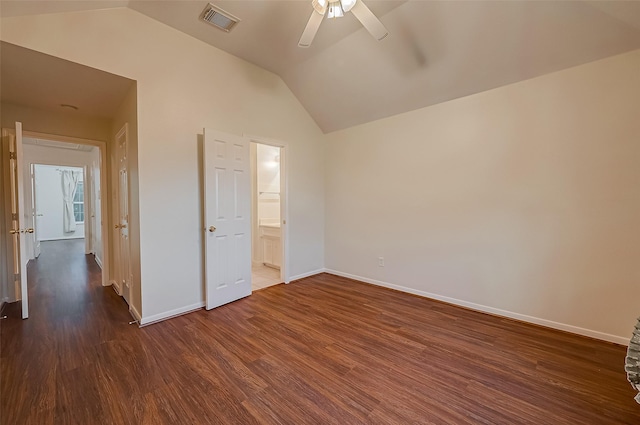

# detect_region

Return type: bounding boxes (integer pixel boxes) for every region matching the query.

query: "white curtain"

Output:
[61,170,79,233]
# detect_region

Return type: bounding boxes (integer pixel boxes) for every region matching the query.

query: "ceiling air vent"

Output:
[200,3,240,33]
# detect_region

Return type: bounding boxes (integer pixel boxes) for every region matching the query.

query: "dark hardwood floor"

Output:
[1,239,638,424]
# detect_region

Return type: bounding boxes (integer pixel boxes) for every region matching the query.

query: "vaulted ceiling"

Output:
[3,1,640,133]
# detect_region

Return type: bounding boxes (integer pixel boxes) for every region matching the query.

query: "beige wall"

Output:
[1,7,325,321]
[325,50,640,343]
[1,103,111,142]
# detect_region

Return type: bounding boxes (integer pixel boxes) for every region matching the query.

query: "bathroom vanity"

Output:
[259,221,281,269]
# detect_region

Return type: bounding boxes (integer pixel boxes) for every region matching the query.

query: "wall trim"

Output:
[110,279,121,293]
[324,269,630,346]
[288,268,325,283]
[139,302,205,327]
[129,305,142,324]
[40,236,84,241]
[94,255,103,270]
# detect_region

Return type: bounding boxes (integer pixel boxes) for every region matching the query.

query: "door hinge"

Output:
[9,152,17,160]
[11,213,18,220]
[13,273,20,281]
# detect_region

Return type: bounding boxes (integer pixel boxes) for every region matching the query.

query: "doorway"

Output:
[250,141,286,291]
[202,130,289,311]
[0,128,110,319]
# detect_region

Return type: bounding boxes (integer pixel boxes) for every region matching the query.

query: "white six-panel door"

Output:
[203,129,252,310]
[115,124,132,305]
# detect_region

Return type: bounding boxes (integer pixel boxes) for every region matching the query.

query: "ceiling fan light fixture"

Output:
[327,1,344,19]
[312,0,327,14]
[298,0,387,47]
[340,0,356,13]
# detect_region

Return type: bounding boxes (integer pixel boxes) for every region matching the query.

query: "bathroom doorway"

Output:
[250,141,286,291]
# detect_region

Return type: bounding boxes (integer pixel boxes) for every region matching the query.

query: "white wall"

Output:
[257,144,281,223]
[34,165,84,240]
[325,50,640,344]
[0,8,325,321]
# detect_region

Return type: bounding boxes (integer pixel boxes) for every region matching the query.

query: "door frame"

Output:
[29,163,41,259]
[244,134,290,284]
[9,129,111,288]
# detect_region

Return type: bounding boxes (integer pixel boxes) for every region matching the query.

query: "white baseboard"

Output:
[288,268,325,283]
[94,254,103,269]
[110,279,121,295]
[139,302,205,327]
[129,305,142,324]
[324,269,630,346]
[40,236,84,241]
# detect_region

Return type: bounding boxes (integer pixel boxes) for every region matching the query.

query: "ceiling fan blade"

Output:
[298,11,324,48]
[350,0,388,41]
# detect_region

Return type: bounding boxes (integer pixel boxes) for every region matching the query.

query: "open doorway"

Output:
[30,161,102,272]
[0,130,110,319]
[250,142,286,291]
[24,137,104,283]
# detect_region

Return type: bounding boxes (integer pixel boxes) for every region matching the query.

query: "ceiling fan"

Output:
[298,0,389,48]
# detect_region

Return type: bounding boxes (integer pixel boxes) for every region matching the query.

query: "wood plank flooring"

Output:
[1,239,638,424]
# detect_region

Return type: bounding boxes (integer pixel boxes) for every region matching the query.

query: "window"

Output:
[73,181,84,223]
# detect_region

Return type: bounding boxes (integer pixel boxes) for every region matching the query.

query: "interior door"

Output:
[8,122,29,319]
[89,161,97,255]
[116,125,131,305]
[30,164,41,258]
[203,129,252,310]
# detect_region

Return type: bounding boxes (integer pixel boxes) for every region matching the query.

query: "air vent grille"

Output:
[201,3,240,33]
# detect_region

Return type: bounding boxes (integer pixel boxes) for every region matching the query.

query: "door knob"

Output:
[115,224,121,229]
[9,229,19,235]
[25,228,34,233]
[208,226,216,232]
[120,224,127,229]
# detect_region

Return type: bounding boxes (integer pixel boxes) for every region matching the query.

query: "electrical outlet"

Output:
[378,257,384,267]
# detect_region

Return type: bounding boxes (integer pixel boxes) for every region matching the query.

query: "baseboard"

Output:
[110,279,121,296]
[288,268,326,283]
[94,254,103,269]
[324,269,630,346]
[40,236,84,241]
[139,302,205,327]
[129,305,142,324]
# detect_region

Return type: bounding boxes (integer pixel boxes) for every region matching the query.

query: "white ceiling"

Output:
[0,41,135,119]
[2,1,640,132]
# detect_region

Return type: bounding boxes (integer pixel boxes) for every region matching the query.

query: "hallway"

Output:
[0,239,131,424]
